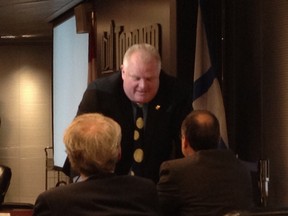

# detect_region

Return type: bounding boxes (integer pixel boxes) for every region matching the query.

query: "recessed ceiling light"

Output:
[0,35,17,39]
[22,35,36,38]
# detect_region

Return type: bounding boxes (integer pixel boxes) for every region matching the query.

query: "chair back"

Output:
[0,165,12,204]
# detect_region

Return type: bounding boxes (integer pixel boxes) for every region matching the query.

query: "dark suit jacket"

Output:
[33,174,160,216]
[64,71,192,183]
[157,150,254,216]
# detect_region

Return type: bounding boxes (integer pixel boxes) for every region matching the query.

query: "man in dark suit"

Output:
[33,113,159,216]
[63,43,192,183]
[157,110,254,216]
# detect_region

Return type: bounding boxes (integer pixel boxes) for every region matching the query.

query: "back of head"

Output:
[181,110,220,151]
[64,113,121,176]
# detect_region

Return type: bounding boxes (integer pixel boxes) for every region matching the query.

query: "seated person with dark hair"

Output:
[157,110,254,216]
[33,113,159,216]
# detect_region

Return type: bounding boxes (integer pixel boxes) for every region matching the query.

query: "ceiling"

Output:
[0,0,83,42]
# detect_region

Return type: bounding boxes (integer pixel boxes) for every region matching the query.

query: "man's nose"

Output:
[138,79,147,89]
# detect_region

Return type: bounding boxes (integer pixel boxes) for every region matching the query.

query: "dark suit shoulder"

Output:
[77,71,125,115]
[157,71,193,105]
[87,71,122,92]
[159,150,242,176]
[159,71,192,91]
[159,157,192,175]
[34,175,160,216]
[36,175,156,201]
[110,175,157,188]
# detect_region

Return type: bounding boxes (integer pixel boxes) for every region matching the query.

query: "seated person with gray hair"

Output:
[33,113,159,216]
[157,110,254,216]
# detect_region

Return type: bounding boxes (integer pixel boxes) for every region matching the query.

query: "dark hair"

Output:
[181,110,220,151]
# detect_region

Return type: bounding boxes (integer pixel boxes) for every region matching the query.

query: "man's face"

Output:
[121,52,160,104]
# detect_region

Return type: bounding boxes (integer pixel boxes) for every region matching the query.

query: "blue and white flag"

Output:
[193,1,228,148]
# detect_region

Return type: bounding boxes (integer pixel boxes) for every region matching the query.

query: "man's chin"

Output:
[134,98,150,104]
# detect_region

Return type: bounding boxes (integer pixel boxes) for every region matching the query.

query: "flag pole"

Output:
[88,9,97,84]
[221,0,226,92]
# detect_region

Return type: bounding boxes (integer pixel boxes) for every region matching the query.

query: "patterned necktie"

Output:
[130,104,144,176]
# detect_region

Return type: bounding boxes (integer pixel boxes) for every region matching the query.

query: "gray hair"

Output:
[122,43,161,71]
[64,113,121,176]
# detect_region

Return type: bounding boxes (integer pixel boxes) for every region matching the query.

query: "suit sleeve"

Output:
[33,194,53,216]
[76,87,100,116]
[157,162,181,216]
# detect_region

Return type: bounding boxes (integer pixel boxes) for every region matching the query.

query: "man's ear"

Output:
[120,65,125,79]
[182,137,196,157]
[182,136,190,149]
[181,136,189,156]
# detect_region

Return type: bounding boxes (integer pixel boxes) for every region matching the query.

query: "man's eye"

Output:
[132,77,140,81]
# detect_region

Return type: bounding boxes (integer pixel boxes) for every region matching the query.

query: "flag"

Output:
[88,11,97,84]
[193,0,228,148]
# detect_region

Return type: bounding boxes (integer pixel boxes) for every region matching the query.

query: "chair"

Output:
[225,160,288,216]
[0,165,11,205]
[0,164,33,210]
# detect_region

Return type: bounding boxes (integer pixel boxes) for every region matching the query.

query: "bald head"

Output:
[181,110,220,151]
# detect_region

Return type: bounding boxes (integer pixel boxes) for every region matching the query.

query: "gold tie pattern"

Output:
[130,104,144,176]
